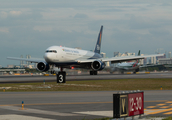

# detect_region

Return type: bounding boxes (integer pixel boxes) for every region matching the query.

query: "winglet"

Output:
[94,26,103,54]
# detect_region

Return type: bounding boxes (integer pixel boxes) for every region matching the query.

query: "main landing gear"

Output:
[133,68,139,74]
[56,69,98,83]
[51,71,55,74]
[90,71,97,75]
[56,67,66,83]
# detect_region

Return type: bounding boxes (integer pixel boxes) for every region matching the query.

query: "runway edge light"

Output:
[22,101,24,110]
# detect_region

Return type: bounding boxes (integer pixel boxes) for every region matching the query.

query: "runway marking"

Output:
[164,111,172,115]
[144,109,166,115]
[148,108,172,114]
[157,104,165,106]
[0,106,77,116]
[166,101,172,103]
[160,106,169,109]
[144,101,172,115]
[1,100,172,117]
[0,101,113,106]
[0,92,114,96]
[144,100,167,103]
[74,111,113,117]
[74,111,146,118]
[147,106,156,108]
[0,100,172,116]
[0,100,168,107]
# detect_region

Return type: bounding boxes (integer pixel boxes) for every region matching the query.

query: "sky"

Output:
[0,0,172,67]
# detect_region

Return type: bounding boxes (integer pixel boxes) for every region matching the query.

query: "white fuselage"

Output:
[117,62,135,68]
[44,46,97,64]
[110,61,140,73]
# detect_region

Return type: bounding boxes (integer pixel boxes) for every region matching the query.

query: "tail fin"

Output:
[94,25,103,54]
[133,50,141,67]
[138,50,140,56]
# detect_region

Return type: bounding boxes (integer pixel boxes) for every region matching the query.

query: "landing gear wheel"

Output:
[90,71,93,75]
[94,71,97,75]
[51,71,55,74]
[90,71,97,75]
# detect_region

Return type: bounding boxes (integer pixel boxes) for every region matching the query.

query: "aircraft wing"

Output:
[77,54,164,64]
[7,57,45,63]
[140,64,164,68]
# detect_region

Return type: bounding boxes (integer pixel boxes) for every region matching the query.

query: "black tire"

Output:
[90,71,93,75]
[94,71,97,75]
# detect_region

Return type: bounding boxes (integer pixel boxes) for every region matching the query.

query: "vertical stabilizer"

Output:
[132,50,141,67]
[94,26,103,54]
[133,50,140,67]
[138,50,140,56]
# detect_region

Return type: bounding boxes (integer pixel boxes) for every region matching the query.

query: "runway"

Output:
[0,72,172,119]
[0,90,172,120]
[0,72,172,83]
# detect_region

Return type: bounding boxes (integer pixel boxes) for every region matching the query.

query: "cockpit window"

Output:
[45,50,57,53]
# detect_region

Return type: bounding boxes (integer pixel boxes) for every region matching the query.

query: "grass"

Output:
[0,78,172,92]
[163,117,172,120]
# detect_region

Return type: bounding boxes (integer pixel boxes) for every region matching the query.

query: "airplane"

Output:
[7,26,164,83]
[110,50,141,74]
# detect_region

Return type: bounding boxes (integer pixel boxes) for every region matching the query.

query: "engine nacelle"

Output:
[37,62,50,72]
[91,60,105,71]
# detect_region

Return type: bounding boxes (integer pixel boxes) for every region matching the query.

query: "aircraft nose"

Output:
[44,53,52,62]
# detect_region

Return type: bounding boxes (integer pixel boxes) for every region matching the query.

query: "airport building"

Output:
[7,65,14,68]
[26,55,31,65]
[140,54,145,65]
[0,68,25,75]
[75,47,82,50]
[168,52,171,58]
[101,52,106,58]
[20,55,24,67]
[151,56,157,64]
[158,58,172,64]
[114,52,121,57]
[114,52,135,57]
[101,52,110,67]
[19,55,36,68]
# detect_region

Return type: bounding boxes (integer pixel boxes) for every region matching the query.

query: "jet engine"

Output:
[37,62,50,72]
[91,60,105,71]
